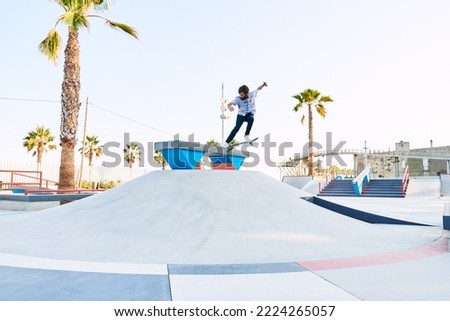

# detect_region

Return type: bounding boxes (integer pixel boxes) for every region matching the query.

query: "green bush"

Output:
[80,180,121,190]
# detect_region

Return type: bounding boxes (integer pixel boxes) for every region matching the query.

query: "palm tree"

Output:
[124,143,141,169]
[206,139,220,147]
[39,0,138,190]
[153,150,167,170]
[23,125,58,172]
[79,135,103,166]
[293,89,333,176]
[78,135,103,182]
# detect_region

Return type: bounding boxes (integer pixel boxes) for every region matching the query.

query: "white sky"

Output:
[1,0,450,179]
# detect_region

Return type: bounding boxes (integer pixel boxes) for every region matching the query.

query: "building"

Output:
[279,140,450,178]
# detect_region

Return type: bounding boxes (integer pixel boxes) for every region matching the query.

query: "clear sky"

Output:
[1,0,450,179]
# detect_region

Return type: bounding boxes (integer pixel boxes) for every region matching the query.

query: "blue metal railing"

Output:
[352,166,371,195]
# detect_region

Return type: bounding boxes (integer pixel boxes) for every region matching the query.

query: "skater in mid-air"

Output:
[223,81,268,149]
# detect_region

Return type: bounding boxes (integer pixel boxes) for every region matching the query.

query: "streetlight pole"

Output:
[219,83,229,146]
[363,140,368,169]
[77,96,89,188]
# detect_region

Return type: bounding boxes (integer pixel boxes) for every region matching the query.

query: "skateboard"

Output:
[227,137,258,151]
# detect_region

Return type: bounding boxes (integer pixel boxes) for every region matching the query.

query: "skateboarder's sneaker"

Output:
[244,135,253,143]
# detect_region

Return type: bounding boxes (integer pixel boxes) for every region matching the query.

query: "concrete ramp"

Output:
[441,174,450,196]
[0,171,437,265]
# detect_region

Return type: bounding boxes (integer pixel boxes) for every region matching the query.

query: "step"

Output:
[318,193,405,198]
[319,178,407,198]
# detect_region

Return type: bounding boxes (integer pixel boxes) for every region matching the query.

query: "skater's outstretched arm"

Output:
[257,81,268,91]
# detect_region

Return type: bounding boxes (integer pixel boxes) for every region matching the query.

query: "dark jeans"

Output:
[226,113,254,143]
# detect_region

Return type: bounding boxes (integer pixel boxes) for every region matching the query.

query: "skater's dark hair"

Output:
[238,85,249,95]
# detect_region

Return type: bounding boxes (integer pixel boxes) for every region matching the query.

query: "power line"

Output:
[0,97,59,103]
[89,102,176,137]
[0,96,179,139]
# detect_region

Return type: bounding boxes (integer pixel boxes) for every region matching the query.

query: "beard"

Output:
[240,94,249,100]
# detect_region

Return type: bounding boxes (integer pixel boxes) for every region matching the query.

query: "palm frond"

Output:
[316,104,327,118]
[302,89,321,102]
[292,94,304,103]
[293,102,304,112]
[105,20,139,39]
[319,95,333,103]
[92,0,109,12]
[56,0,70,11]
[58,0,91,12]
[38,29,62,65]
[61,11,90,29]
[292,94,305,112]
[300,114,306,125]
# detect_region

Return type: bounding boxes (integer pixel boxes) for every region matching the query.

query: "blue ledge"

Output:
[443,216,450,230]
[154,141,250,170]
[0,194,96,202]
[310,196,429,226]
[155,141,205,170]
[208,153,246,170]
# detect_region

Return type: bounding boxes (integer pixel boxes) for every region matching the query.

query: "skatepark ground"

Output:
[0,171,448,301]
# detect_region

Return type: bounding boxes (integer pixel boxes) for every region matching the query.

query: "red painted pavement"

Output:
[298,238,448,271]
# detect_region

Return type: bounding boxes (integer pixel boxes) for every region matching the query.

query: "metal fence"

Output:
[0,161,154,188]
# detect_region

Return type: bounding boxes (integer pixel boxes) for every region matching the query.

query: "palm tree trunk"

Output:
[37,146,43,173]
[308,104,314,176]
[59,145,75,189]
[89,165,93,184]
[88,154,93,183]
[58,28,81,190]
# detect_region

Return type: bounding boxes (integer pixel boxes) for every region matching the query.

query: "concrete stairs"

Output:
[318,178,407,198]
